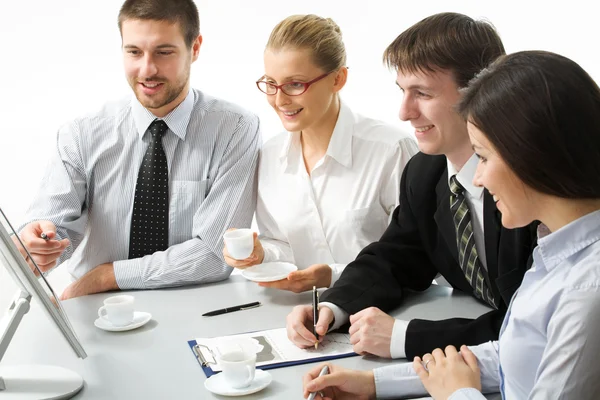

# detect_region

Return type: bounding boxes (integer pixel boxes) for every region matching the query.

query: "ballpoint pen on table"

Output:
[307,365,329,400]
[313,285,319,349]
[202,301,261,316]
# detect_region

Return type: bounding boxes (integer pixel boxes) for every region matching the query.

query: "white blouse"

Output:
[256,102,418,285]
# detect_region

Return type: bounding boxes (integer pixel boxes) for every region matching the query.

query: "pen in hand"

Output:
[307,365,329,400]
[40,232,50,241]
[313,285,319,349]
[202,301,261,316]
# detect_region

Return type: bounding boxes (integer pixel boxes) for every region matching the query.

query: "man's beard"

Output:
[129,66,190,111]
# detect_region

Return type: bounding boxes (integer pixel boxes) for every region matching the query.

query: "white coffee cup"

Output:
[218,350,256,389]
[223,229,254,260]
[98,295,135,327]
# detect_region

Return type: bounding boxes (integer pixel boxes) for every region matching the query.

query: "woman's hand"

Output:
[223,230,264,269]
[413,345,482,400]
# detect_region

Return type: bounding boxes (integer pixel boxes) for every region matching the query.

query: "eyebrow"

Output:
[123,44,178,50]
[471,143,484,152]
[262,74,309,82]
[397,83,433,92]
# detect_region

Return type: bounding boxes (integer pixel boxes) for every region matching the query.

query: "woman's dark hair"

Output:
[459,50,600,198]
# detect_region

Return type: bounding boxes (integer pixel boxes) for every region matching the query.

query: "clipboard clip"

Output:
[193,344,216,367]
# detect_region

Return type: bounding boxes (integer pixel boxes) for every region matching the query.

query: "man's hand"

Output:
[258,264,332,293]
[223,230,263,269]
[302,363,376,400]
[286,304,334,348]
[348,307,395,358]
[414,345,482,399]
[60,263,118,300]
[14,221,70,274]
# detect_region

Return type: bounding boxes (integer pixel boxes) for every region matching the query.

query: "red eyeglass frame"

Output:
[255,71,333,96]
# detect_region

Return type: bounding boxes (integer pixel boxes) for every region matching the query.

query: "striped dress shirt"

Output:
[20,89,261,289]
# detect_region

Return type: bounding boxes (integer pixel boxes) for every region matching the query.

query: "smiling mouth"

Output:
[281,109,303,116]
[140,82,163,88]
[415,125,434,133]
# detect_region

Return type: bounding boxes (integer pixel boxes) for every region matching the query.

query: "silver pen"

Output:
[307,365,329,400]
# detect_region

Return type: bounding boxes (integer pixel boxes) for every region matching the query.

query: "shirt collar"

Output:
[447,153,483,199]
[536,209,600,271]
[278,100,353,169]
[131,89,194,141]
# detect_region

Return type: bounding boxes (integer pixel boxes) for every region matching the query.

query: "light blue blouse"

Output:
[374,210,600,399]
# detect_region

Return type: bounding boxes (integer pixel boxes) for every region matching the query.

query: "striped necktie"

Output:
[449,175,497,308]
[129,119,169,259]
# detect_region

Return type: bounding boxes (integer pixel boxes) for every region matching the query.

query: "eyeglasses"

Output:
[256,71,333,96]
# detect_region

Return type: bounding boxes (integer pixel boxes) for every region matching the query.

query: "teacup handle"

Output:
[98,306,109,320]
[242,366,254,386]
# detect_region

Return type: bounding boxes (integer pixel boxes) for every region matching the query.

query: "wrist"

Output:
[320,265,332,288]
[364,371,376,399]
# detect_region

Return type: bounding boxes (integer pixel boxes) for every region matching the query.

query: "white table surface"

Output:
[2,274,500,399]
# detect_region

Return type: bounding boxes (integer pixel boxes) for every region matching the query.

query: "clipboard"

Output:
[187,327,357,378]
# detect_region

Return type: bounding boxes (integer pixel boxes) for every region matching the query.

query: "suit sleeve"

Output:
[319,157,439,313]
[405,310,503,358]
[404,221,537,358]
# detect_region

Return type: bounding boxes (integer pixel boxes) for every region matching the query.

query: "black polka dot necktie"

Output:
[128,119,169,259]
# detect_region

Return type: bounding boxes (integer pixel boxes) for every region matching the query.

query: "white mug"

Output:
[223,229,254,260]
[98,295,135,327]
[218,350,256,389]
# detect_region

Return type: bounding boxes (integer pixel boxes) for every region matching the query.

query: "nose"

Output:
[398,94,419,122]
[139,54,158,78]
[473,160,484,188]
[274,89,292,108]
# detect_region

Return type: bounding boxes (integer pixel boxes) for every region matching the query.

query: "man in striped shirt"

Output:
[14,0,260,299]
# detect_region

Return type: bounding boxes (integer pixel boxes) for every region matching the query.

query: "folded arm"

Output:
[115,113,261,289]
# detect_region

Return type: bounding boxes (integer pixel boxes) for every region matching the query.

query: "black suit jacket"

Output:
[320,152,538,358]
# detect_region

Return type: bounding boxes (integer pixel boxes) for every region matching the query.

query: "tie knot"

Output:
[449,175,465,196]
[149,119,168,138]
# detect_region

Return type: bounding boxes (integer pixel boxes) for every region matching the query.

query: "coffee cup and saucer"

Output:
[204,349,272,396]
[94,295,152,332]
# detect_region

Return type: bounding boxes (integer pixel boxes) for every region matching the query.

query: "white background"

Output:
[1,0,598,306]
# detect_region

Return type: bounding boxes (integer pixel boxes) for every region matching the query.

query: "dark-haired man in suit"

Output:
[287,14,538,390]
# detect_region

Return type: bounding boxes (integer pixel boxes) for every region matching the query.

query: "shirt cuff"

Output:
[260,241,277,263]
[113,258,146,289]
[259,239,294,264]
[448,388,487,400]
[373,362,426,399]
[318,302,349,331]
[390,319,409,359]
[329,263,346,286]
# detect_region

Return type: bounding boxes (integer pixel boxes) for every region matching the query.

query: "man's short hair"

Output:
[118,0,200,48]
[383,12,505,88]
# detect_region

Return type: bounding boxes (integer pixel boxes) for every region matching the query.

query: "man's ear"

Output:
[191,34,203,61]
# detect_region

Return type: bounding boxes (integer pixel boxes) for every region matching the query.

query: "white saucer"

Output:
[94,311,152,332]
[204,369,272,396]
[241,262,298,282]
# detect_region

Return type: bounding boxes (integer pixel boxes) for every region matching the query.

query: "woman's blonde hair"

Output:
[266,14,346,73]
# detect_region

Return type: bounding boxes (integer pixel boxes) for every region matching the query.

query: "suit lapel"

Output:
[433,167,458,263]
[483,190,501,284]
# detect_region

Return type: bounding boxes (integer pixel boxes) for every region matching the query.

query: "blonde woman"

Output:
[224,15,418,292]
